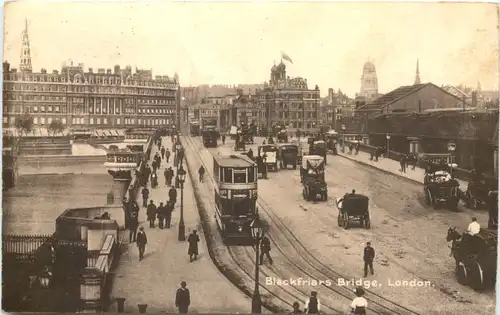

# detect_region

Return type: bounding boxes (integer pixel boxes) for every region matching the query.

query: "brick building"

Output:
[3,20,179,130]
[320,88,355,130]
[255,61,321,132]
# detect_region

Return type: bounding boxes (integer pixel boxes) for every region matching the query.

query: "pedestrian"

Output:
[165,200,174,228]
[400,155,406,173]
[175,281,190,314]
[146,200,157,228]
[355,142,360,155]
[157,202,166,229]
[166,148,171,163]
[136,227,147,261]
[188,230,200,262]
[374,148,379,162]
[363,242,375,277]
[169,186,178,205]
[167,167,174,186]
[141,186,150,208]
[129,210,139,243]
[161,146,166,160]
[198,165,205,182]
[163,168,169,187]
[304,291,320,314]
[222,134,226,144]
[467,217,480,235]
[292,302,303,314]
[122,197,130,229]
[259,236,273,265]
[350,287,368,315]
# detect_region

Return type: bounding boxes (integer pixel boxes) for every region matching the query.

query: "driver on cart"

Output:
[247,148,254,160]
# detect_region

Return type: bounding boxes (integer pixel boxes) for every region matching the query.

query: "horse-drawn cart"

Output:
[336,194,370,229]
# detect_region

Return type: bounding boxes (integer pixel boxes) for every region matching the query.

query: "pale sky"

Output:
[3,1,499,96]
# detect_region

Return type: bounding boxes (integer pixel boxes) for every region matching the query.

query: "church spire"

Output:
[414,59,421,85]
[20,18,32,73]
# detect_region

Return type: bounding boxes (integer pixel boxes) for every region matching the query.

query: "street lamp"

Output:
[447,141,456,174]
[177,165,187,241]
[386,134,391,157]
[341,124,346,153]
[250,217,264,314]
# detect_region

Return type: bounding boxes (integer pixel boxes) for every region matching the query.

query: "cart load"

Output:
[278,143,298,169]
[258,145,279,172]
[300,155,327,201]
[336,194,370,229]
[423,164,460,210]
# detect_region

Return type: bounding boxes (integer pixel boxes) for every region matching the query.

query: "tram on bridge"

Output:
[213,154,258,241]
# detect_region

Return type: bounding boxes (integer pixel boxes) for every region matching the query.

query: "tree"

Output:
[47,119,65,137]
[14,113,34,137]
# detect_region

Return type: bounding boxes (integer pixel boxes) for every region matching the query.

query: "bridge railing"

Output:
[343,140,475,181]
[80,234,121,312]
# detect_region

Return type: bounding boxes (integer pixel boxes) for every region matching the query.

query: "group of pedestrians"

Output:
[399,153,417,173]
[293,286,368,314]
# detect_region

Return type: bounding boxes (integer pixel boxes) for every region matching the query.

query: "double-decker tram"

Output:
[213,154,258,241]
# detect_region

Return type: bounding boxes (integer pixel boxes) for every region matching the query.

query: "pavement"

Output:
[337,147,468,190]
[110,136,249,313]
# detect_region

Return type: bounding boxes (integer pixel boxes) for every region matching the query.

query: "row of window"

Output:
[5,74,176,88]
[3,116,172,127]
[4,82,177,96]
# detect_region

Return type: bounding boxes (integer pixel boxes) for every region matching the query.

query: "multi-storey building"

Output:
[320,88,355,130]
[3,20,179,130]
[191,95,234,131]
[256,61,321,132]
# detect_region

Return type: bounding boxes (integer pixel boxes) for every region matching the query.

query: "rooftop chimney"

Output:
[52,70,58,75]
[88,67,93,73]
[106,69,112,74]
[114,65,120,75]
[41,68,47,74]
[98,68,105,74]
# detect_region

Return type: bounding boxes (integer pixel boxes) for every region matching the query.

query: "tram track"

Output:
[184,136,420,315]
[182,136,295,312]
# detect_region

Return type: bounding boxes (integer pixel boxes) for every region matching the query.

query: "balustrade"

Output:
[105,152,140,164]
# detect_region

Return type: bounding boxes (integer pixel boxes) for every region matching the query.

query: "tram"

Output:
[213,154,258,241]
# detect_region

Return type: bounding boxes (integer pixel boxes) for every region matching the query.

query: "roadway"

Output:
[191,135,493,315]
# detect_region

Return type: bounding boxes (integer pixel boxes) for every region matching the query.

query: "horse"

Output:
[446,227,462,264]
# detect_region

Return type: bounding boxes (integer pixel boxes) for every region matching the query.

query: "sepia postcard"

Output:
[1,1,498,314]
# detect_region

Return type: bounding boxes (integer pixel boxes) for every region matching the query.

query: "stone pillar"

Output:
[107,170,132,206]
[407,137,421,154]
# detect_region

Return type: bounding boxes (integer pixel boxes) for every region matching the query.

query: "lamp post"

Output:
[447,141,456,174]
[250,217,264,314]
[386,134,391,157]
[341,124,346,153]
[177,165,187,241]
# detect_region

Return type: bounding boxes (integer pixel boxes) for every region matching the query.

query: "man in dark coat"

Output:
[198,165,205,182]
[166,167,174,186]
[136,227,147,261]
[188,230,200,262]
[122,197,130,229]
[175,281,190,313]
[259,236,273,265]
[161,146,166,159]
[164,200,174,228]
[221,134,226,144]
[141,186,150,207]
[400,155,407,173]
[165,148,171,163]
[164,168,170,186]
[146,200,157,228]
[129,210,139,243]
[130,200,140,214]
[363,242,375,277]
[156,202,166,229]
[304,291,320,314]
[169,187,178,205]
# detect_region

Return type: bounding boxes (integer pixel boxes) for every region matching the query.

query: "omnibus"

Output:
[213,154,258,241]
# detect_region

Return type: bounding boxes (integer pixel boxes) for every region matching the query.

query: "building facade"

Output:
[256,61,321,132]
[3,20,179,130]
[320,88,355,130]
[355,83,471,118]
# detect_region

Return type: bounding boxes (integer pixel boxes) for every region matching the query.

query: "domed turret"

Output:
[271,64,277,72]
[363,61,376,72]
[277,61,286,71]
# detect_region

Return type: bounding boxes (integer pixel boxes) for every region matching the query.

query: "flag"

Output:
[281,52,293,64]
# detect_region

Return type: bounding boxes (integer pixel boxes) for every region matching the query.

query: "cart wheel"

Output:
[456,262,468,285]
[343,213,349,230]
[468,261,486,291]
[302,187,308,200]
[365,216,371,229]
[337,213,342,227]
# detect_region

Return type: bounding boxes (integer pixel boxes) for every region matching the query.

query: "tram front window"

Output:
[234,172,246,183]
